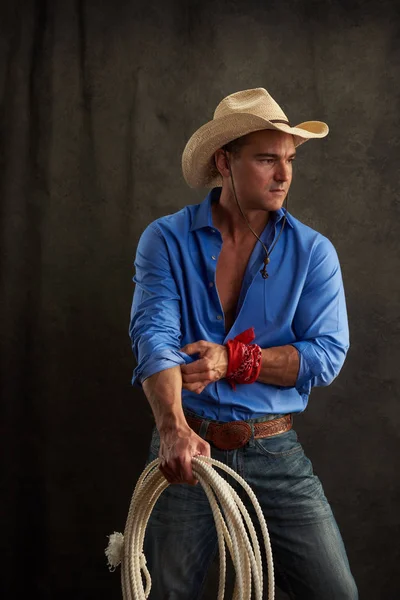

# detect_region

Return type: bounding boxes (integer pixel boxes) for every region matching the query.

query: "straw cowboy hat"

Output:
[182,87,329,188]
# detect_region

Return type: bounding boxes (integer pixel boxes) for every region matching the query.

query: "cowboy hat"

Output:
[182,87,329,188]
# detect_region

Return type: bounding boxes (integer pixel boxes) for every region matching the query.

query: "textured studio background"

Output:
[1,0,399,598]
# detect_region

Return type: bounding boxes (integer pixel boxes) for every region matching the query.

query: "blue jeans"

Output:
[143,415,358,599]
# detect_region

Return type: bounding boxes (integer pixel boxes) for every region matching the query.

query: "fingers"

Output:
[181,370,212,384]
[181,365,212,388]
[197,440,211,459]
[179,455,198,485]
[181,357,210,375]
[159,456,198,486]
[180,357,215,393]
[181,357,219,389]
[181,366,207,383]
[181,340,210,355]
[158,435,211,486]
[182,382,207,394]
[159,461,177,483]
[180,346,228,386]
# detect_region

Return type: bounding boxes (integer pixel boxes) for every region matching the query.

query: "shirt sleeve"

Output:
[291,235,349,400]
[129,222,187,385]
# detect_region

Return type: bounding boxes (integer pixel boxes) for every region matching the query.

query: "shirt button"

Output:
[211,255,216,260]
[209,282,214,288]
[216,315,223,321]
[211,229,216,233]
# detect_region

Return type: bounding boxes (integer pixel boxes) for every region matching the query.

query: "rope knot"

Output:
[105,531,124,571]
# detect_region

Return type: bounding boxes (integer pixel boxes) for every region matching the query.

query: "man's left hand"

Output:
[180,341,228,394]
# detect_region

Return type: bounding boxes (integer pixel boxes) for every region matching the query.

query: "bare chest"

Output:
[215,241,256,332]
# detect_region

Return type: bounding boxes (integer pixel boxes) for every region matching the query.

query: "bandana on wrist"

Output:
[225,327,262,390]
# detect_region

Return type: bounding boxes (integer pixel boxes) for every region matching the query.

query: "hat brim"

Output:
[182,113,329,188]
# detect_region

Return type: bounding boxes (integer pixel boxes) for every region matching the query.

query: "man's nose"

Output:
[274,162,291,182]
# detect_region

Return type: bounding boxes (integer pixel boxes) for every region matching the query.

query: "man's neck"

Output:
[211,188,270,243]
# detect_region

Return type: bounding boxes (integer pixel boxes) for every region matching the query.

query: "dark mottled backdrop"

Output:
[1,0,399,598]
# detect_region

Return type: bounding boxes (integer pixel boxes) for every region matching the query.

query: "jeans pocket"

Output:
[254,429,304,458]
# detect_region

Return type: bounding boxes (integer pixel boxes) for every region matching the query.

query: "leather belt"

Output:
[186,414,292,451]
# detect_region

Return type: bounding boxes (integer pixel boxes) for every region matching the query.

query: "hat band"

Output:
[270,119,291,126]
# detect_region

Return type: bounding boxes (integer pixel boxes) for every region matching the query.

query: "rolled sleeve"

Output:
[292,236,349,400]
[129,222,186,385]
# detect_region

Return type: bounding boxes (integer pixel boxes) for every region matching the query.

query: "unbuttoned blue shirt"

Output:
[129,187,349,422]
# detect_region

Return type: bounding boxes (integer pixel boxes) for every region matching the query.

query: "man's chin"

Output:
[264,195,286,211]
[247,194,287,212]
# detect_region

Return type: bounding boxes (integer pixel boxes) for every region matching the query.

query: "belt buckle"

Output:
[213,421,252,450]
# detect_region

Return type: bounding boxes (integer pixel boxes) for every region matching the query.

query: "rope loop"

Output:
[105,456,275,600]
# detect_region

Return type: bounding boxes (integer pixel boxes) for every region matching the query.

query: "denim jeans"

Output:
[143,414,358,599]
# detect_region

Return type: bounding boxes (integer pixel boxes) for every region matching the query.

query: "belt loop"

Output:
[250,422,255,446]
[198,419,210,440]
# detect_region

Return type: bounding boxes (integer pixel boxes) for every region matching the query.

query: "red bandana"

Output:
[225,327,262,390]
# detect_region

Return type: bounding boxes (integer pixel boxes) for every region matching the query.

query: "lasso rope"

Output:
[105,456,275,600]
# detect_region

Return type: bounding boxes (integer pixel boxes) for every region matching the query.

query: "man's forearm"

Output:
[142,366,189,433]
[142,365,210,485]
[180,341,300,392]
[258,345,300,387]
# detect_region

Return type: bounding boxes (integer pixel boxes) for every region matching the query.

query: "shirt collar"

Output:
[190,187,294,232]
[189,188,219,231]
[273,206,294,228]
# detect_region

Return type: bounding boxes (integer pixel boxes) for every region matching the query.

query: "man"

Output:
[129,88,358,599]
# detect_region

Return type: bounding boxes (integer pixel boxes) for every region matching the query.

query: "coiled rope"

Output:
[105,456,274,600]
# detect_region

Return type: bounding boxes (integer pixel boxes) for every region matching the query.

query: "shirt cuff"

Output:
[132,349,191,386]
[291,341,324,398]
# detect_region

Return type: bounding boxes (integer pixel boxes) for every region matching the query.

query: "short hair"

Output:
[221,134,250,156]
[212,134,250,180]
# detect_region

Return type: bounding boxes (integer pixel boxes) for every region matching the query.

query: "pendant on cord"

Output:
[260,256,270,279]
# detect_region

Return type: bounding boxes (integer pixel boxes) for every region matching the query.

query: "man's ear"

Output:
[214,149,230,178]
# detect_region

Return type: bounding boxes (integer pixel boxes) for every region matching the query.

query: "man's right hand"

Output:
[142,366,210,485]
[158,426,211,485]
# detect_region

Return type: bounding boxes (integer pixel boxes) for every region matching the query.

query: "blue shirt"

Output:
[129,187,349,422]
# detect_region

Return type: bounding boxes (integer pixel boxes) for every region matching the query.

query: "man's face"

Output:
[226,129,296,212]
